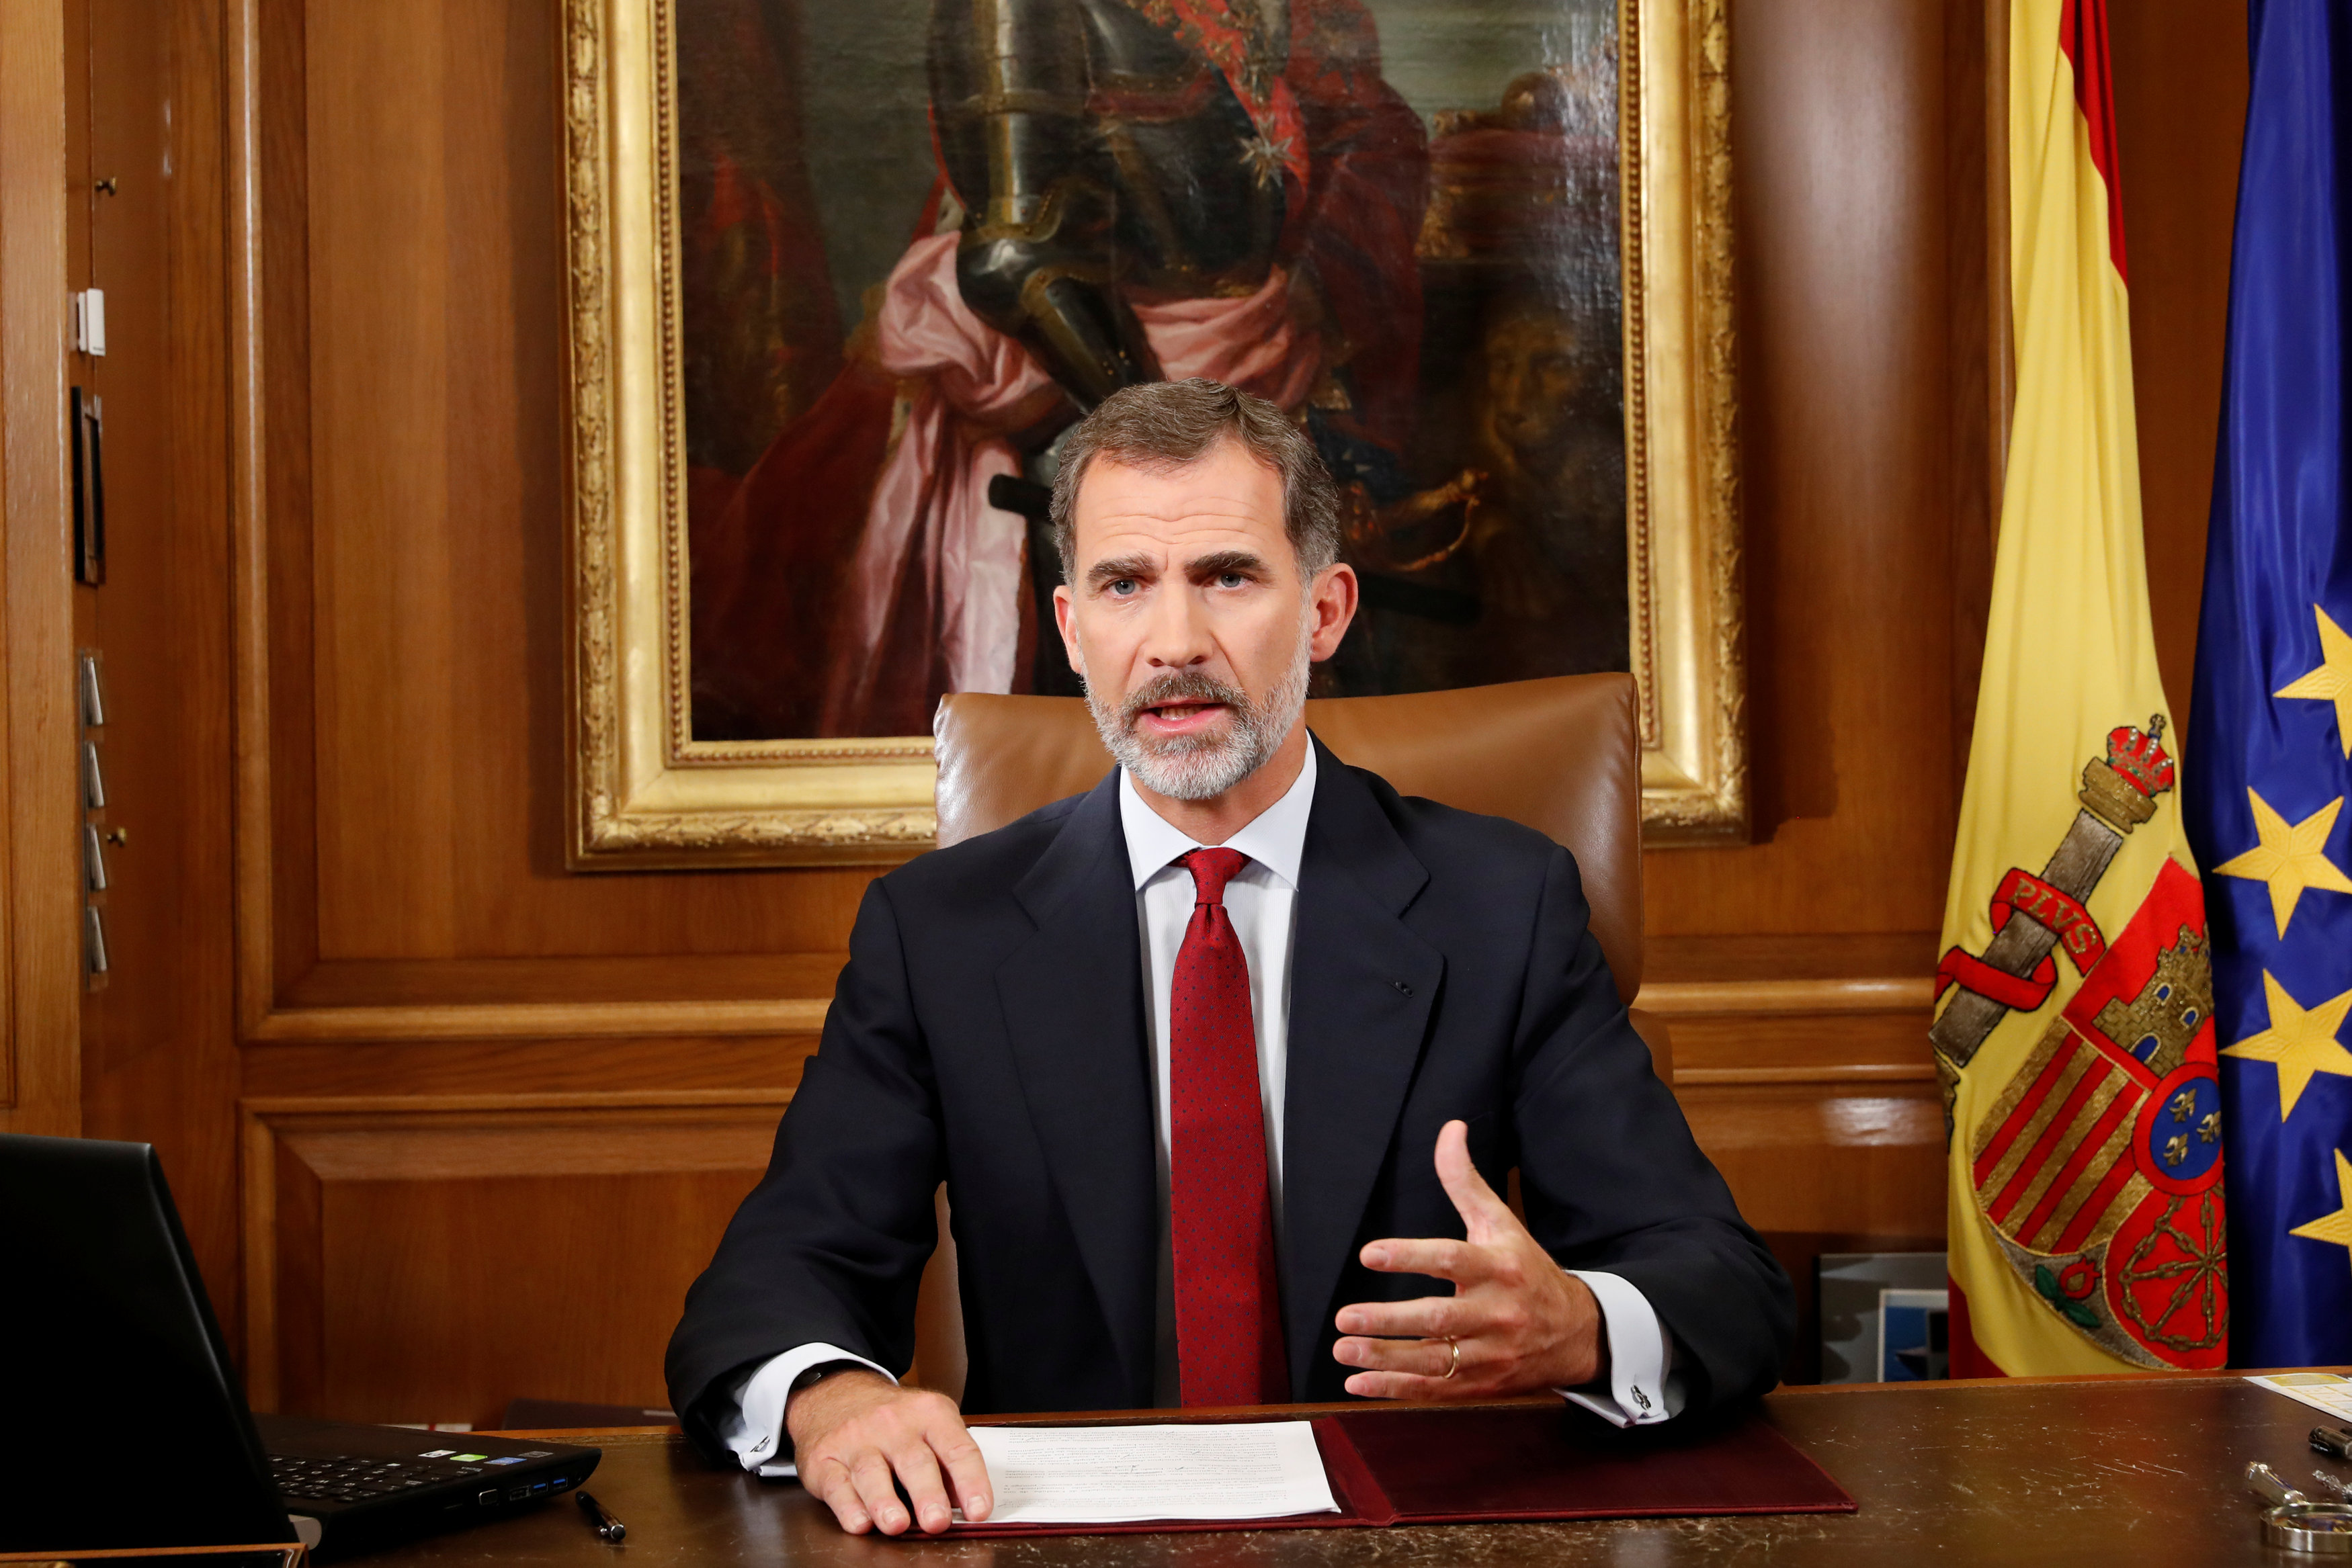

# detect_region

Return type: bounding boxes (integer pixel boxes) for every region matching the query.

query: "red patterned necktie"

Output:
[1169,846,1290,1406]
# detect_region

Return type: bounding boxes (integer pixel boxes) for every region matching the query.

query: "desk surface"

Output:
[374,1375,2347,1567]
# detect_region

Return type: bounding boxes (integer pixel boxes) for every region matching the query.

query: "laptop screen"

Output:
[0,1133,298,1553]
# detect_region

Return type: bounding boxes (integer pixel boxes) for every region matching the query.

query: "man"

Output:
[666,380,1792,1536]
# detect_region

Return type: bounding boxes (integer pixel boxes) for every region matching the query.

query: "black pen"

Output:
[577,1489,626,1543]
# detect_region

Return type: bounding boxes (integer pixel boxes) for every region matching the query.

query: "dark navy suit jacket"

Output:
[666,738,1792,1458]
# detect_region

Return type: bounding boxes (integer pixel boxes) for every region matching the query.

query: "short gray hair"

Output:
[1050,378,1341,583]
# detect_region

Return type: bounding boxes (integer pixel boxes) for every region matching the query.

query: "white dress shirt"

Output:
[720,748,1681,1475]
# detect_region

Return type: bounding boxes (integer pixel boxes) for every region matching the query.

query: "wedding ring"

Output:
[1442,1336,1460,1380]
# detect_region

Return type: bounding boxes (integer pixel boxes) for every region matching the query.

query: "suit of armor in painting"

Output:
[927,0,1302,410]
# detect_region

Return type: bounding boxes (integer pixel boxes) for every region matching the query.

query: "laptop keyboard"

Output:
[269,1453,475,1502]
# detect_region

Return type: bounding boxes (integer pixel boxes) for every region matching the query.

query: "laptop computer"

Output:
[0,1133,601,1558]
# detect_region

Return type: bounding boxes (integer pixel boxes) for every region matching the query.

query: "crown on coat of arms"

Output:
[2103,716,2176,796]
[2079,715,2174,832]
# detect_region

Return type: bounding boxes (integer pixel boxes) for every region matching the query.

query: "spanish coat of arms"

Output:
[1932,720,2228,1368]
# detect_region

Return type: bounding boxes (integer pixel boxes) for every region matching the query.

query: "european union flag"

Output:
[2187,0,2352,1368]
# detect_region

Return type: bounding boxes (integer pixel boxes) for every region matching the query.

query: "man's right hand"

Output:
[784,1370,992,1536]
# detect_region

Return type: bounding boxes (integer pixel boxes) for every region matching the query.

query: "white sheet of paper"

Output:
[2246,1371,2352,1424]
[959,1421,1340,1525]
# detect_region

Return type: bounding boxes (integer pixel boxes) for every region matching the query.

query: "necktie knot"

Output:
[1179,846,1249,907]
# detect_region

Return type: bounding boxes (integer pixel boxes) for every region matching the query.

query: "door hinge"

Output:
[77,648,110,991]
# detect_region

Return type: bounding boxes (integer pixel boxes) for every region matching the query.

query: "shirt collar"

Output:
[1118,741,1317,892]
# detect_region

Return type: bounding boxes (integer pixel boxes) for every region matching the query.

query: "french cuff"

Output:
[1557,1269,1684,1428]
[716,1342,896,1479]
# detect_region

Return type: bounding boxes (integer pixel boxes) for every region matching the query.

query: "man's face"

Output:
[1053,438,1355,801]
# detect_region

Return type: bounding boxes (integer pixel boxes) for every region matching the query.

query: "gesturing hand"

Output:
[786,1370,991,1536]
[1331,1119,1605,1399]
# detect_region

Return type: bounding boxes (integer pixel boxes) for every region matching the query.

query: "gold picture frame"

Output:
[561,0,1743,868]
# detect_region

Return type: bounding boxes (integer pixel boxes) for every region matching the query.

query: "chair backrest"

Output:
[932,672,1644,1001]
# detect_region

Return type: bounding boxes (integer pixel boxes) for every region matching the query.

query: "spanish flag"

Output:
[1931,0,2227,1375]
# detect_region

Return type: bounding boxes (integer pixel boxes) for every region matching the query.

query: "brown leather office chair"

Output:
[911,672,1673,1399]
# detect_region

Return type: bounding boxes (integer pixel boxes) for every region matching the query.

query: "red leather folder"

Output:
[950,1402,1855,1537]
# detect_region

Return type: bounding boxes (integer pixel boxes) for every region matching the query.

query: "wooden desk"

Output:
[374,1376,2346,1566]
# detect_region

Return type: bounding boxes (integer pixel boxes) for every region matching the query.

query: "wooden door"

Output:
[67,0,248,1315]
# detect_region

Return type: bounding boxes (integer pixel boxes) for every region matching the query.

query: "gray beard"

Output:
[1084,627,1313,803]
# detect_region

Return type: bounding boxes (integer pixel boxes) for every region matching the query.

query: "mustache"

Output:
[1117,669,1252,728]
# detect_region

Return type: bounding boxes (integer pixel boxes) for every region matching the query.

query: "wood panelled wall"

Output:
[2113,3,2251,721]
[59,0,2251,1423]
[1639,0,1992,1282]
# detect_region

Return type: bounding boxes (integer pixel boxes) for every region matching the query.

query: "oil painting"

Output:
[562,0,1740,863]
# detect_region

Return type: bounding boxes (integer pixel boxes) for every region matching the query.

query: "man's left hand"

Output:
[1332,1119,1603,1399]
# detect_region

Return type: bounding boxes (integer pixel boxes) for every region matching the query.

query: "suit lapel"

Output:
[995,771,1158,1399]
[1281,738,1445,1393]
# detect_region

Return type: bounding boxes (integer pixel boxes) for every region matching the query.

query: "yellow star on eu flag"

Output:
[2276,604,2352,757]
[2211,789,2352,937]
[2289,1149,2352,1271]
[2222,971,2352,1121]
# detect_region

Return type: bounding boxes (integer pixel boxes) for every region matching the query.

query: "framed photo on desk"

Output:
[559,0,1745,867]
